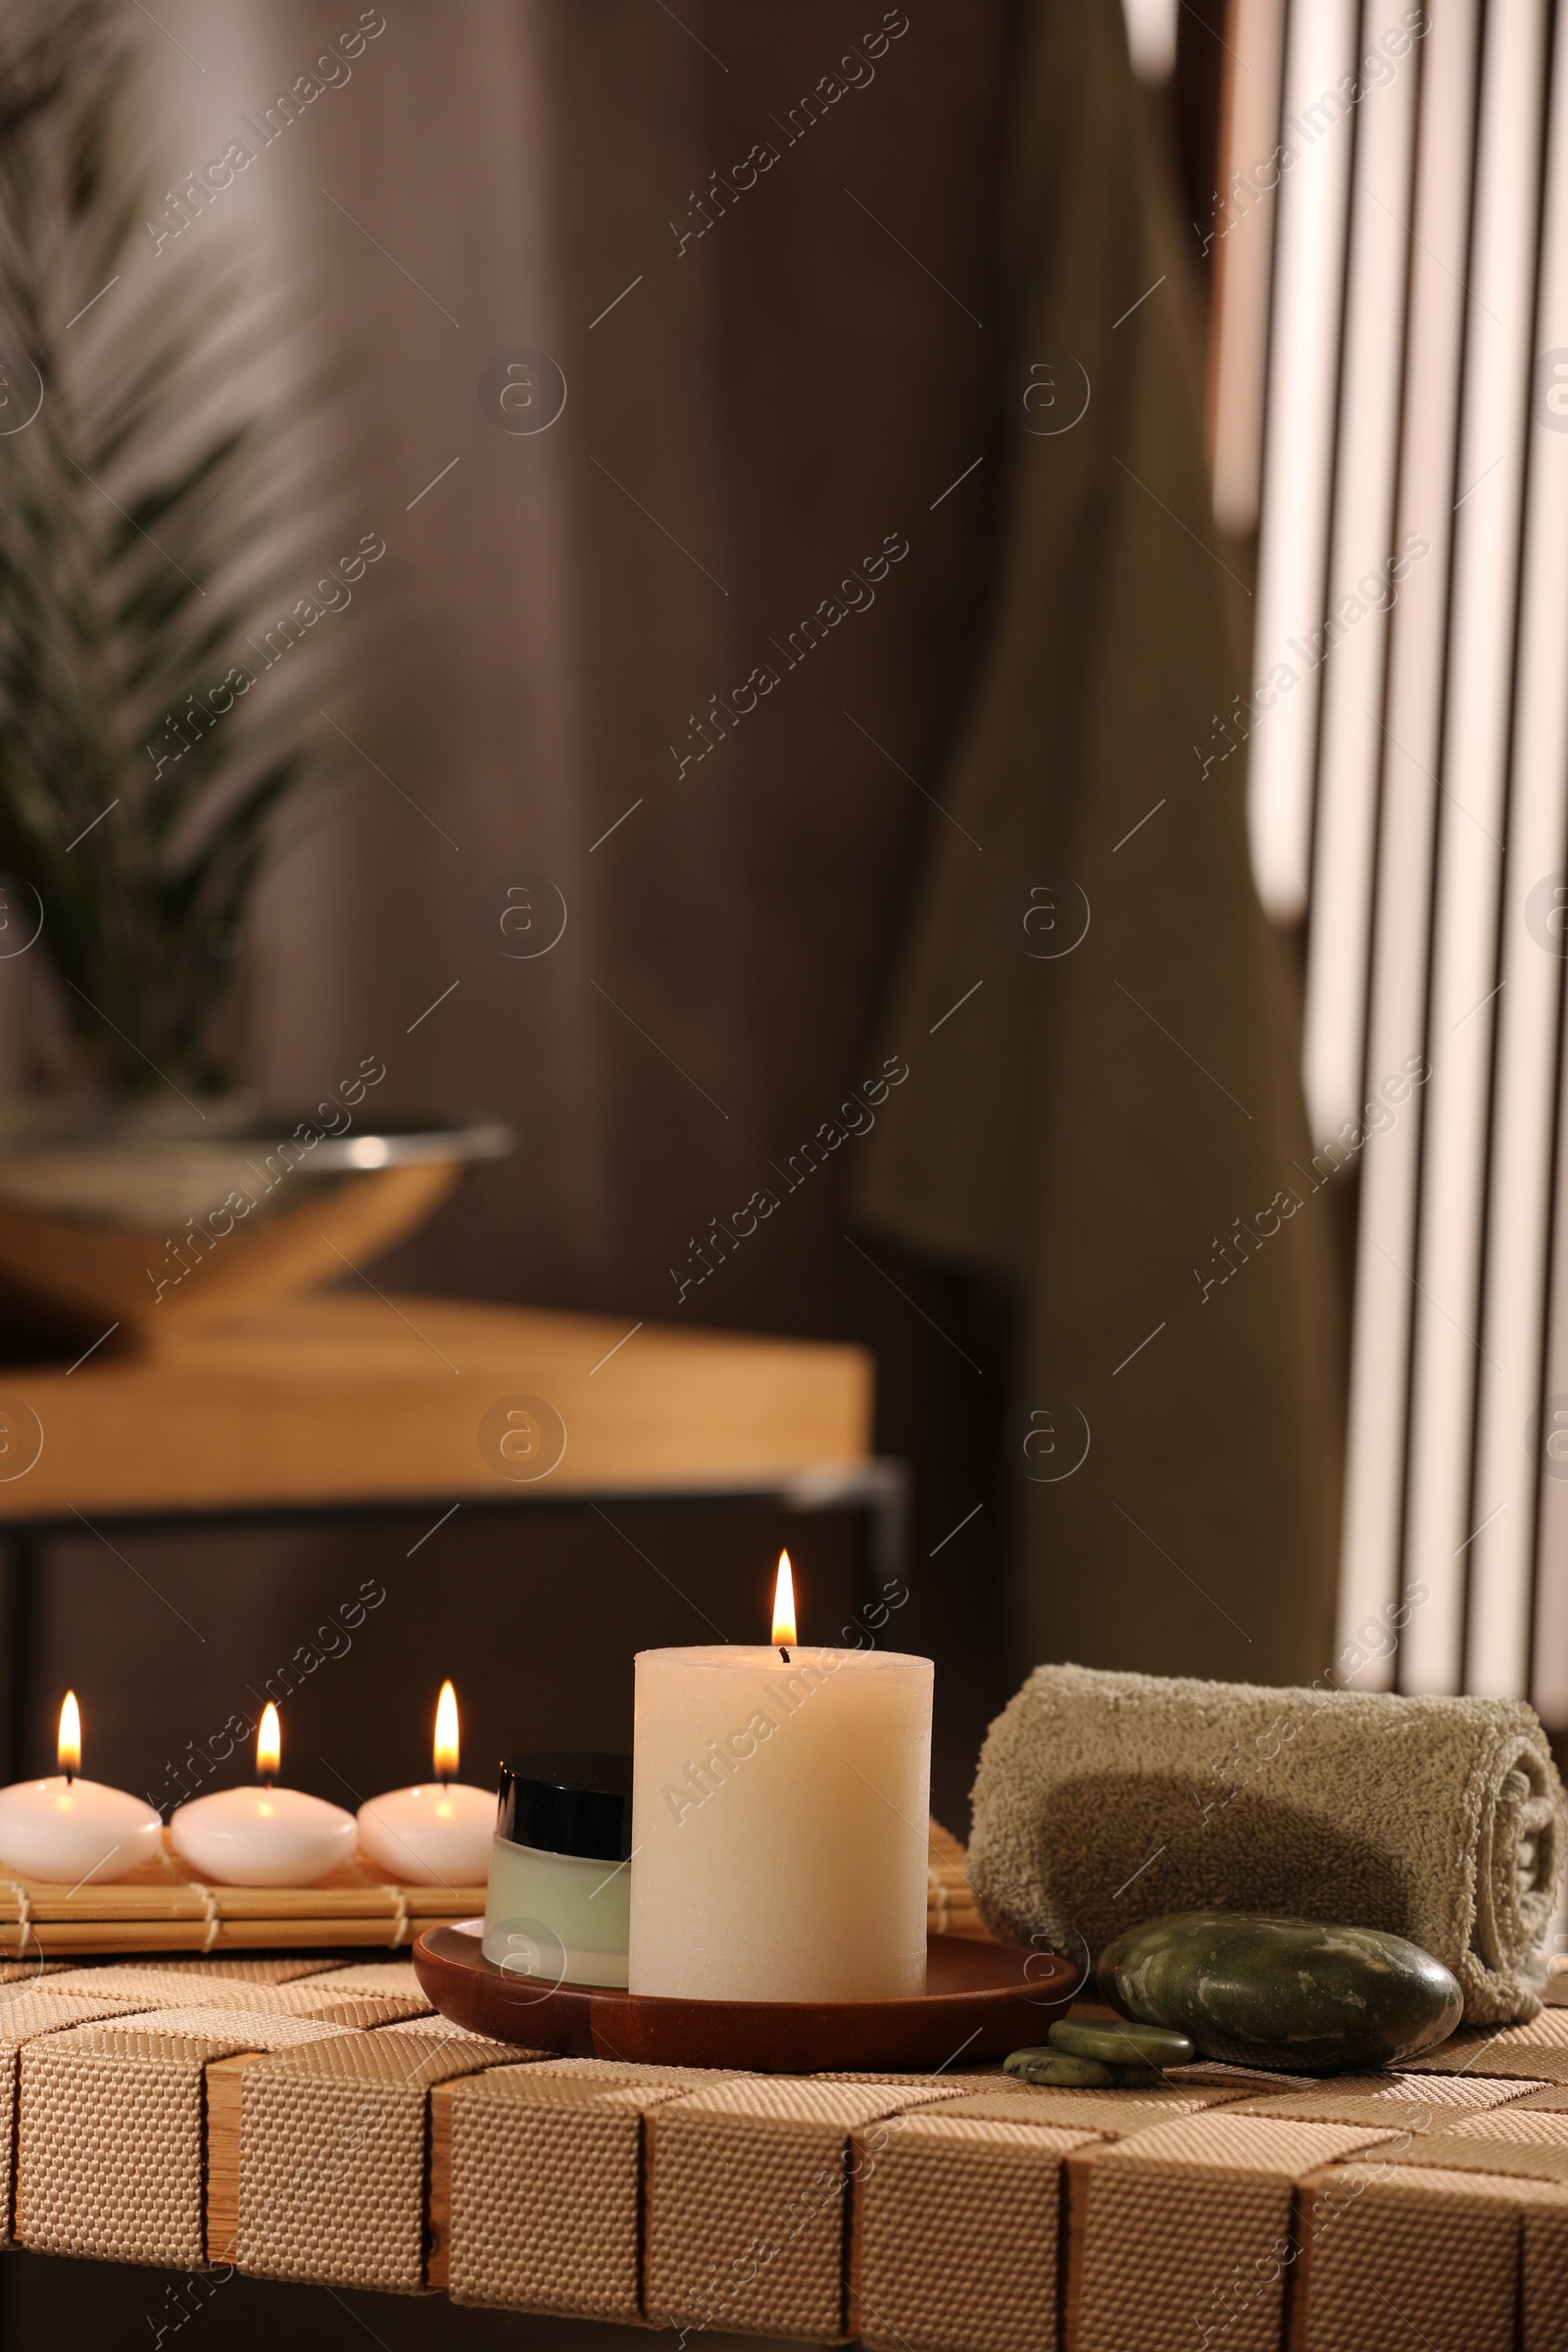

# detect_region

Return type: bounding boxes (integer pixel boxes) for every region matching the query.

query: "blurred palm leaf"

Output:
[0,0,331,1094]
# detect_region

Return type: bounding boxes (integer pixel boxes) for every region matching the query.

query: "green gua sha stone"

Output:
[1049,2018,1195,2068]
[1003,2047,1116,2088]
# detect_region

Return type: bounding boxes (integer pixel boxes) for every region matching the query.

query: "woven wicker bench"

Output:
[4,1952,1568,2347]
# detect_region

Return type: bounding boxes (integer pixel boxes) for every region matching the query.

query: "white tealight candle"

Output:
[0,1691,161,1886]
[170,1703,356,1886]
[357,1681,494,1884]
[628,1551,933,2002]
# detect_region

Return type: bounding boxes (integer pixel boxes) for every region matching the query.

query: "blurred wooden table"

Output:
[0,1292,872,1520]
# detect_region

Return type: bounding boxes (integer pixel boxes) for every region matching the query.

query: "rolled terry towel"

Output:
[967,1663,1566,2026]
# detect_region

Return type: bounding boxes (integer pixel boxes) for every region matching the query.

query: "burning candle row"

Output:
[0,1550,937,2007]
[0,1684,494,1887]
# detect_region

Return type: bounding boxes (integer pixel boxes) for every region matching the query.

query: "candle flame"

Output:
[433,1680,460,1782]
[258,1702,280,1783]
[57,1690,80,1778]
[771,1550,797,1649]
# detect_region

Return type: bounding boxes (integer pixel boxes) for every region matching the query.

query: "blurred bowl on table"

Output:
[0,1095,512,1346]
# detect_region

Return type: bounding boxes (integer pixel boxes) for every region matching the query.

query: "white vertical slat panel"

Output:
[1300,0,1422,1142]
[1336,0,1479,1688]
[1123,0,1180,79]
[1479,15,1568,1702]
[1209,0,1289,535]
[1535,1011,1568,1721]
[1248,0,1360,920]
[1401,0,1547,1691]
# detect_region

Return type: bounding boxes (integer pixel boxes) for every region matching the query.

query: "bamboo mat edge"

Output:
[1,1819,989,1954]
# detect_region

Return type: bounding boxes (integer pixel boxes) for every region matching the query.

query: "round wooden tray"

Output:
[413,1923,1077,2073]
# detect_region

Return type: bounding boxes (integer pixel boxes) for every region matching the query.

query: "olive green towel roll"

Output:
[967,1664,1566,2026]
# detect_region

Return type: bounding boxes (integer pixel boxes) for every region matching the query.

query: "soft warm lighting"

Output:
[770,1551,797,1650]
[1120,0,1176,82]
[57,1690,80,1780]
[433,1680,460,1783]
[258,1702,280,1784]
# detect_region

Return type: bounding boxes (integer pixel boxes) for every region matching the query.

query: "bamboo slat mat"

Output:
[926,1817,987,1939]
[0,1820,984,1958]
[0,1831,483,1955]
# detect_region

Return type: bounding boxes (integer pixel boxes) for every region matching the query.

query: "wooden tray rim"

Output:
[414,1922,1076,2072]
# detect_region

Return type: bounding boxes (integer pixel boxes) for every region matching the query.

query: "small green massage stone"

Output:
[1003,2047,1117,2088]
[1105,2057,1167,2087]
[1049,2018,1195,2068]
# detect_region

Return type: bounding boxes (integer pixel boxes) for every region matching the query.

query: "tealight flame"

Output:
[433,1680,460,1783]
[58,1690,80,1780]
[771,1550,797,1653]
[258,1702,280,1785]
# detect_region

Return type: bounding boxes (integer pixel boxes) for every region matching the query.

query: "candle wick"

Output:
[778,1645,791,1664]
[64,1771,74,1788]
[262,1773,273,1791]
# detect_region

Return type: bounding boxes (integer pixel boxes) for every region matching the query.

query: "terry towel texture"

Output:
[968,1665,1566,2026]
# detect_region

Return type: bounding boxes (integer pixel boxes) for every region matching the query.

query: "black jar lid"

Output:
[495,1751,633,1862]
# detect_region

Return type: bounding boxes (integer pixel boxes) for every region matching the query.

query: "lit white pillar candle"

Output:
[171,1703,356,1886]
[357,1681,494,1884]
[0,1692,162,1885]
[628,1552,933,2001]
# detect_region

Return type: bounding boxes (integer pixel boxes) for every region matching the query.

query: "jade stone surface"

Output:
[1050,2017,1194,2067]
[1098,1910,1464,2074]
[1004,2047,1117,2087]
